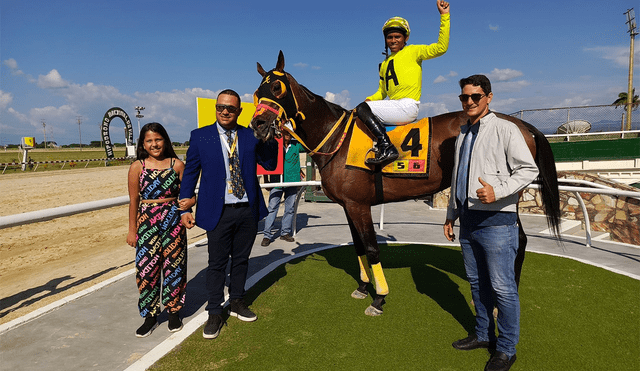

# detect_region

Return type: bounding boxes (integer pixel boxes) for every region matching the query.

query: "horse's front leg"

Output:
[344,205,388,316]
[345,212,371,299]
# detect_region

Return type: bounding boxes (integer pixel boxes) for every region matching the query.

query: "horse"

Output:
[250,51,561,316]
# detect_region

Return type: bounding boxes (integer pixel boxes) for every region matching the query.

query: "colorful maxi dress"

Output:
[135,159,187,317]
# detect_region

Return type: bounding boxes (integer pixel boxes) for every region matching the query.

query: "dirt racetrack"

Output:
[0,166,205,325]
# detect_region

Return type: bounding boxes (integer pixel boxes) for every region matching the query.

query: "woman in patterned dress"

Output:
[126,122,194,337]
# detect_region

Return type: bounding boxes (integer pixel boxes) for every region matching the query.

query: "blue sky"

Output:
[1,0,638,145]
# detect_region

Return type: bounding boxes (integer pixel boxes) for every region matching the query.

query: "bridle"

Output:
[252,71,355,157]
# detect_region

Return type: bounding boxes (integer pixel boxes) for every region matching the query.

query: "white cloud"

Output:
[493,80,531,92]
[37,69,69,89]
[6,105,77,140]
[31,105,76,122]
[137,88,213,108]
[418,102,449,118]
[240,93,254,103]
[293,62,321,70]
[434,71,457,84]
[325,90,351,108]
[489,24,499,31]
[553,96,593,108]
[489,97,520,112]
[584,45,640,68]
[131,88,221,129]
[487,68,524,82]
[434,75,447,84]
[4,58,23,75]
[0,90,13,109]
[64,82,128,105]
[7,107,29,122]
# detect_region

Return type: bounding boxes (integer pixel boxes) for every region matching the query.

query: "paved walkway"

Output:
[1,201,638,371]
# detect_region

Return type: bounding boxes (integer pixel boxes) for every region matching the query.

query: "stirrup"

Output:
[365,145,398,166]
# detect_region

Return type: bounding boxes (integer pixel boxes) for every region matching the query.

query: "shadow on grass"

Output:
[317,243,476,334]
[240,243,476,334]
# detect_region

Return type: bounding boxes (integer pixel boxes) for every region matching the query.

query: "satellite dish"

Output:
[556,120,591,134]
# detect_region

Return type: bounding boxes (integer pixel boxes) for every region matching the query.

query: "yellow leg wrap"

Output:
[357,255,372,283]
[371,262,389,295]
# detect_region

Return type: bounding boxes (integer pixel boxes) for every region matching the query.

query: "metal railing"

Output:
[1,157,132,174]
[2,180,638,248]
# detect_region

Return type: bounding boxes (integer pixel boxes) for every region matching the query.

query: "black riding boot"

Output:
[356,102,399,167]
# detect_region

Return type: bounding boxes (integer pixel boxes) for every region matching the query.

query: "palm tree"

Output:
[613,89,639,110]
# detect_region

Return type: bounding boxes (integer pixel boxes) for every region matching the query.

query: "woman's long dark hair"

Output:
[136,122,178,160]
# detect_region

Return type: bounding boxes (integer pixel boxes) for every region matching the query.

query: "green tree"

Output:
[613,88,639,111]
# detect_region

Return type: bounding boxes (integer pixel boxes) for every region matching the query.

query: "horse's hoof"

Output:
[351,289,368,299]
[365,305,383,316]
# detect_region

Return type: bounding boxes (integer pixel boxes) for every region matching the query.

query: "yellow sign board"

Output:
[196,97,256,128]
[21,137,35,148]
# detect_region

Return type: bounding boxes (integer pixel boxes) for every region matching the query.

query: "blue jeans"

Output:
[459,223,520,357]
[263,187,298,240]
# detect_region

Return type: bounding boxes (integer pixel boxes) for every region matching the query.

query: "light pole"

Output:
[624,8,638,131]
[135,106,145,140]
[77,116,82,151]
[42,120,47,150]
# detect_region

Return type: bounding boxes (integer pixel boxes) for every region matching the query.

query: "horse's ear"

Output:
[257,62,266,77]
[276,50,285,73]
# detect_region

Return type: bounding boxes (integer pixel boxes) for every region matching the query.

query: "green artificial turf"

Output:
[151,244,640,371]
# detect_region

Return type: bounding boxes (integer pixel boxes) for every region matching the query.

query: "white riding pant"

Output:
[366,98,420,125]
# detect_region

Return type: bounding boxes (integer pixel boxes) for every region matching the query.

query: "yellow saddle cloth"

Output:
[346,117,431,177]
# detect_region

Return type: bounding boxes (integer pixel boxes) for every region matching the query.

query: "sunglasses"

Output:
[216,104,239,113]
[458,94,486,103]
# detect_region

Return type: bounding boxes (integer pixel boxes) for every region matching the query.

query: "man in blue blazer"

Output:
[180,89,278,339]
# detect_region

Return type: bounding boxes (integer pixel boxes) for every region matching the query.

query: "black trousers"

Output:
[205,204,257,314]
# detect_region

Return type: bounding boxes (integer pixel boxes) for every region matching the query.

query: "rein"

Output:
[253,96,355,157]
[290,110,355,156]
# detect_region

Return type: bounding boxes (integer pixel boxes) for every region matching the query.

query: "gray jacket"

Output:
[446,112,539,221]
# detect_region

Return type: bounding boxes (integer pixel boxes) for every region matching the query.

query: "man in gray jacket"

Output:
[443,75,538,371]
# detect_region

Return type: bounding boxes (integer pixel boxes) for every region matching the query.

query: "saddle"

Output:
[346,117,432,178]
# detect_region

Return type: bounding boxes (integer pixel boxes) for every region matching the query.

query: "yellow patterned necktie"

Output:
[226,130,245,198]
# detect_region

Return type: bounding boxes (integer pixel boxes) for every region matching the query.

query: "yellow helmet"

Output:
[382,16,410,38]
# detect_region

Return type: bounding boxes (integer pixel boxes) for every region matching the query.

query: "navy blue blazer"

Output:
[179,123,278,231]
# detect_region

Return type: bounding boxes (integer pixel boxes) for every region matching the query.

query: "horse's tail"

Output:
[526,122,562,240]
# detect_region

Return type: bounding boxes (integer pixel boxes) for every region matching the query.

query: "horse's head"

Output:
[250,51,304,142]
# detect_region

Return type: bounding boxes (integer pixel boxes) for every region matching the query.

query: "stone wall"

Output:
[432,171,640,245]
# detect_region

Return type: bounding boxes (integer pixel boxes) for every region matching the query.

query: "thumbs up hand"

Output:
[476,177,496,204]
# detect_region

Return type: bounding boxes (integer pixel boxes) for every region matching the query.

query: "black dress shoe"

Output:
[485,351,516,371]
[452,334,491,350]
[203,314,224,339]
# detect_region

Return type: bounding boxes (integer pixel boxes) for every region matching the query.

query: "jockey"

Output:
[356,0,450,167]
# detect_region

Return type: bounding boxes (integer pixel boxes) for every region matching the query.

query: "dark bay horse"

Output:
[250,51,561,316]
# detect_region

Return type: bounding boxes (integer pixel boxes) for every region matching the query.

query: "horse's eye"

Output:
[271,81,287,99]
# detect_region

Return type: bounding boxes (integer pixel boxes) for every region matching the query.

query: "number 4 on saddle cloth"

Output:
[346,117,432,178]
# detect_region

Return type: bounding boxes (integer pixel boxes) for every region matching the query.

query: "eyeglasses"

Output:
[216,104,239,113]
[458,94,486,103]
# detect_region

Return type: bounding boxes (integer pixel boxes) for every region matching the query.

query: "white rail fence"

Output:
[1,180,638,248]
[1,157,132,174]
